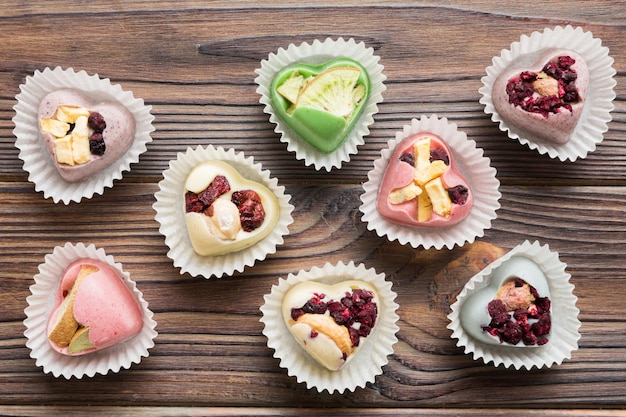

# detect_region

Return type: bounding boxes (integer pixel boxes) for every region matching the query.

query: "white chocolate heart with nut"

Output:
[281,280,379,371]
[460,256,551,347]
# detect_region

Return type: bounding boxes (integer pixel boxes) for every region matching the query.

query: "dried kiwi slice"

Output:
[276,72,305,105]
[296,67,364,118]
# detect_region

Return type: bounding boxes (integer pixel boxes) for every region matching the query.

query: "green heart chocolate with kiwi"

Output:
[270,58,371,153]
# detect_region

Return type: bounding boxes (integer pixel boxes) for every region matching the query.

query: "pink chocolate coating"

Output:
[47,258,143,355]
[38,88,136,182]
[377,132,473,227]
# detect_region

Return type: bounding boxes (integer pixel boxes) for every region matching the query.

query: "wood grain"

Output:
[1,1,625,415]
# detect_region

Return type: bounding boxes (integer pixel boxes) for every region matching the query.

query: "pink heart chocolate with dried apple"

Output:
[281,280,379,371]
[46,258,143,356]
[38,88,136,182]
[492,49,588,144]
[376,132,473,227]
[184,160,280,257]
[460,256,552,347]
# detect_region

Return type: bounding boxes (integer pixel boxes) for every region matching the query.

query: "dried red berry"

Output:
[232,190,266,232]
[399,152,415,166]
[185,191,205,213]
[198,175,230,206]
[487,299,506,317]
[448,185,469,205]
[185,175,231,213]
[430,147,449,165]
[481,278,551,346]
[506,55,580,118]
[88,112,106,132]
[291,288,377,347]
[89,133,106,156]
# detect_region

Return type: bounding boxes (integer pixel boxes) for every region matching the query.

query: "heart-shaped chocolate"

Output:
[492,49,588,144]
[376,132,473,227]
[184,160,280,256]
[281,280,378,371]
[460,256,552,347]
[38,88,136,182]
[269,58,371,153]
[46,258,143,356]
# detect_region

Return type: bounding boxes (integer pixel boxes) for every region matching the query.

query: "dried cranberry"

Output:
[399,152,414,166]
[513,308,529,326]
[198,175,230,206]
[89,133,106,156]
[558,55,576,68]
[291,288,377,348]
[448,185,469,205]
[487,299,506,317]
[482,278,551,346]
[185,175,231,213]
[531,314,551,336]
[523,331,538,346]
[500,321,524,345]
[231,190,266,232]
[430,148,449,165]
[535,297,551,314]
[519,71,537,81]
[506,55,580,118]
[185,191,205,213]
[88,112,106,132]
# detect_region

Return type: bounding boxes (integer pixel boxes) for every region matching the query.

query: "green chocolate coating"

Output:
[269,57,371,154]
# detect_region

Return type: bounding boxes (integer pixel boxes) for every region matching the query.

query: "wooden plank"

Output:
[0,0,625,412]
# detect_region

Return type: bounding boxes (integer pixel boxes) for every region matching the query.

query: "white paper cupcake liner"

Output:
[260,261,399,393]
[479,25,616,162]
[23,242,157,379]
[13,66,155,204]
[255,37,386,171]
[153,145,294,278]
[447,240,581,370]
[360,114,501,250]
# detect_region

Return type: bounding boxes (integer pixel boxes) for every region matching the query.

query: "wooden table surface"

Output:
[1,1,625,415]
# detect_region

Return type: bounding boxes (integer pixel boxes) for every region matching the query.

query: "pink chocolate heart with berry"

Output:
[376,132,473,227]
[492,49,588,144]
[38,88,136,182]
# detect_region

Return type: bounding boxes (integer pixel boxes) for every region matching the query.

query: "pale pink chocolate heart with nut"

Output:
[38,89,136,182]
[492,49,588,144]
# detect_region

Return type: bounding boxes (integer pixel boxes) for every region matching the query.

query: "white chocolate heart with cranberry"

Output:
[38,88,136,182]
[184,160,280,256]
[281,280,379,371]
[492,49,588,144]
[460,256,551,347]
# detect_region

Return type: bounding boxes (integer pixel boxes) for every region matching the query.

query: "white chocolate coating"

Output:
[460,256,551,347]
[282,280,379,371]
[184,160,280,256]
